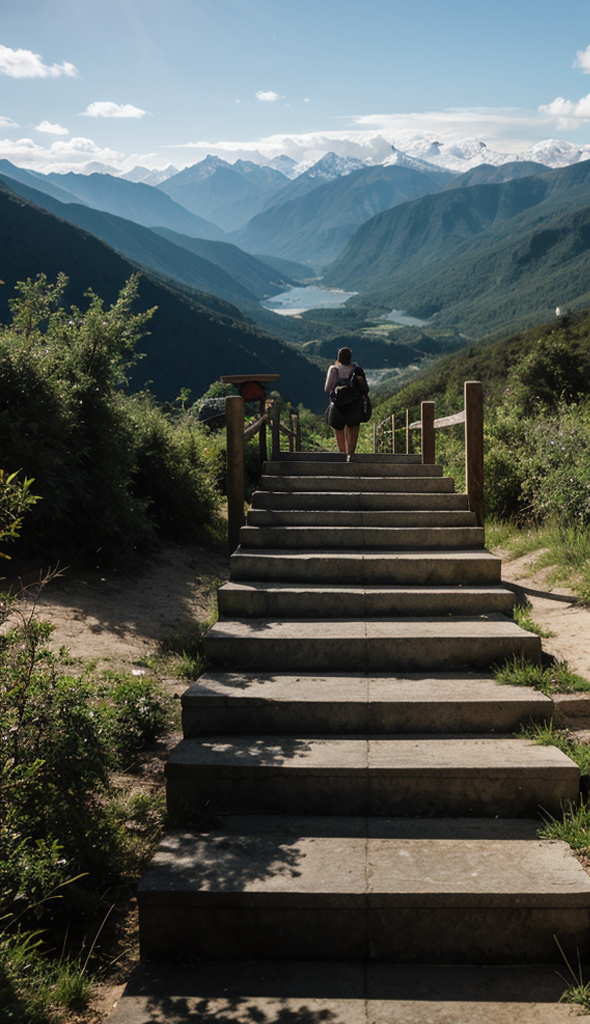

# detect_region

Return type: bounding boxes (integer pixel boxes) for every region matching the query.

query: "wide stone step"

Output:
[263,461,443,478]
[230,549,503,585]
[165,736,573,817]
[251,490,470,511]
[182,672,551,737]
[217,582,515,618]
[138,816,590,962]
[247,508,477,527]
[259,476,456,493]
[101,960,585,1024]
[203,617,541,672]
[271,452,423,463]
[239,525,485,550]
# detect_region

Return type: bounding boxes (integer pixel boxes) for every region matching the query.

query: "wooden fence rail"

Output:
[226,381,484,551]
[408,381,484,527]
[226,396,300,552]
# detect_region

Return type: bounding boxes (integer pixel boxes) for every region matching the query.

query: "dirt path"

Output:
[7,542,230,675]
[499,550,590,681]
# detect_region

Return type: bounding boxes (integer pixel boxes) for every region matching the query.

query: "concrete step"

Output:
[259,475,455,493]
[217,582,515,618]
[268,452,424,463]
[100,960,583,1024]
[251,490,470,511]
[138,816,590,962]
[263,462,444,478]
[181,672,551,737]
[230,549,503,585]
[239,525,485,550]
[203,617,541,672]
[166,736,574,818]
[247,508,477,527]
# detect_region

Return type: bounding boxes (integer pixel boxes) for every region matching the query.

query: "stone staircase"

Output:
[138,453,590,974]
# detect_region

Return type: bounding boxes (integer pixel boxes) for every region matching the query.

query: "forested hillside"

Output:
[0,182,325,410]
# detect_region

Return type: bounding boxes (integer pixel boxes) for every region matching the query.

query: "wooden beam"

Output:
[225,395,245,554]
[465,380,484,528]
[421,401,435,464]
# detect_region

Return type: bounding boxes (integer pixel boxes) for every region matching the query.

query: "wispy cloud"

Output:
[80,101,148,118]
[256,90,280,102]
[166,105,557,168]
[0,44,78,79]
[574,45,590,73]
[35,121,69,135]
[0,115,19,129]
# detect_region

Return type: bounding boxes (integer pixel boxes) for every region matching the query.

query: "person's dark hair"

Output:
[337,347,352,365]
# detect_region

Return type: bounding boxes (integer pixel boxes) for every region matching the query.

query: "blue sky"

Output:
[2,0,590,172]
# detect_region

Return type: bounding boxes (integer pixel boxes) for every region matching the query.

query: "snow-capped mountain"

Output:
[291,152,369,180]
[121,165,179,185]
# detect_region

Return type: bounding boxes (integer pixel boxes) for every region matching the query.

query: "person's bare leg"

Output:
[345,425,360,455]
[334,428,347,452]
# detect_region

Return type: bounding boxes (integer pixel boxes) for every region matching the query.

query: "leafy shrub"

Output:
[109,674,172,756]
[0,273,223,562]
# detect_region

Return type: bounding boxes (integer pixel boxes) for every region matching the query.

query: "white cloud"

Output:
[538,94,590,129]
[80,101,148,119]
[256,90,280,102]
[0,115,19,129]
[574,45,590,73]
[0,44,78,79]
[0,135,126,173]
[35,121,69,135]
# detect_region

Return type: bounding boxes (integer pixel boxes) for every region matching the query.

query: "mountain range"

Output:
[0,179,326,411]
[324,160,590,334]
[5,133,590,401]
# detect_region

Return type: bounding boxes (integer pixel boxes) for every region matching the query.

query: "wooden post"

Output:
[258,397,267,469]
[465,380,484,528]
[225,395,245,554]
[271,402,280,459]
[405,410,410,454]
[373,422,378,452]
[421,401,435,464]
[391,414,395,454]
[292,412,301,452]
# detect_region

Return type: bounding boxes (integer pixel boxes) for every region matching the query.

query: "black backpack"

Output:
[330,364,367,411]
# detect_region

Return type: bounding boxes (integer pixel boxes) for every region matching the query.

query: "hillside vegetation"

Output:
[0,181,326,411]
[374,311,590,596]
[325,161,590,336]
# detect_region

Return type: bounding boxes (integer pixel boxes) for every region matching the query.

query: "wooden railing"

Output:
[407,380,484,527]
[271,403,301,459]
[226,380,484,550]
[225,396,301,552]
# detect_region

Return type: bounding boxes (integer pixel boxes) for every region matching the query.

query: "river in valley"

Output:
[261,287,429,327]
[260,285,357,316]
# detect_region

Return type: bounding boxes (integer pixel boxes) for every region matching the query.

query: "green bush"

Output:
[0,273,223,562]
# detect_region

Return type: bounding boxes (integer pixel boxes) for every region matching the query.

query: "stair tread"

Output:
[207,616,531,640]
[184,671,552,706]
[167,735,576,773]
[220,581,512,595]
[139,816,590,904]
[100,960,580,1024]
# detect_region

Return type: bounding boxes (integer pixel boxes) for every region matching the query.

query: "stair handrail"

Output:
[408,381,484,527]
[226,394,272,553]
[270,401,301,458]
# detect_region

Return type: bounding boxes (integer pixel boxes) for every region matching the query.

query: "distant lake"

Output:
[387,309,429,327]
[260,285,357,316]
